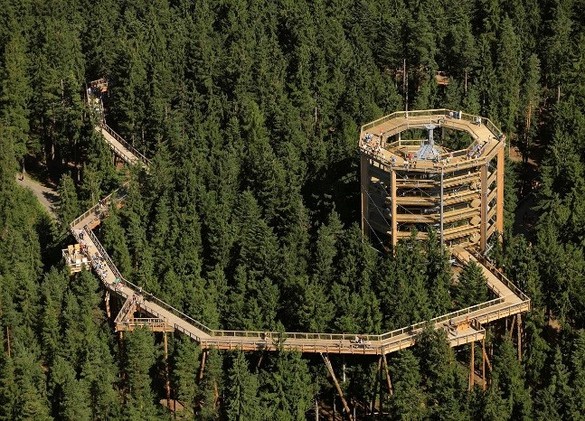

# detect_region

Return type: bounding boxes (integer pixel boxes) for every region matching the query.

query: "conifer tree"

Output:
[454,261,489,308]
[225,352,261,421]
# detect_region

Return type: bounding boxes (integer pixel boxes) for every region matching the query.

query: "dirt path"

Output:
[15,173,59,219]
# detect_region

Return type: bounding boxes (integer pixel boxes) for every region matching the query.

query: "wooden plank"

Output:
[496,146,505,234]
[391,170,398,248]
[480,164,488,251]
[361,154,370,237]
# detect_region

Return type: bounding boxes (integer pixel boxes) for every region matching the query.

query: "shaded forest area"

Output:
[2,0,585,419]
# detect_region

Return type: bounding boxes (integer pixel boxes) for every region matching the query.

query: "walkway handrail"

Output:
[78,209,515,345]
[114,296,136,324]
[72,197,530,350]
[70,188,124,229]
[100,123,151,167]
[378,297,503,343]
[84,227,124,281]
[361,108,503,142]
[469,251,531,303]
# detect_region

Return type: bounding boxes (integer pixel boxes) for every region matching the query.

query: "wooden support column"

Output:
[482,343,493,373]
[105,291,111,319]
[482,339,486,391]
[315,398,319,421]
[370,357,382,415]
[198,350,208,382]
[480,164,488,251]
[496,146,505,235]
[378,357,384,417]
[164,332,171,410]
[469,342,475,391]
[517,314,522,362]
[508,316,515,338]
[391,170,398,249]
[321,354,353,421]
[360,154,370,238]
[382,354,394,396]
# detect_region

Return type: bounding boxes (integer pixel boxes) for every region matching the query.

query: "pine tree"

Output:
[48,356,91,421]
[57,174,80,230]
[570,330,585,420]
[492,336,532,420]
[172,338,201,417]
[454,261,489,308]
[101,206,132,278]
[535,346,573,420]
[225,352,261,421]
[123,328,160,421]
[259,352,313,420]
[388,350,427,420]
[0,30,33,162]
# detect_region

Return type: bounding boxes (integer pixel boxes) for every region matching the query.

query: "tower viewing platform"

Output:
[360,109,505,250]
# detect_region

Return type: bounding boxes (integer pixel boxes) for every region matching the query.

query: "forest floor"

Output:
[15,172,59,219]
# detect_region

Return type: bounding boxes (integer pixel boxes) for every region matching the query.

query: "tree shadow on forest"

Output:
[303,155,360,228]
[42,190,60,207]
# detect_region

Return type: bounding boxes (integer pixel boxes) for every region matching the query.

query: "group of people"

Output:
[113,277,124,291]
[362,132,382,156]
[90,252,109,281]
[78,241,89,256]
[403,152,418,169]
[467,141,486,159]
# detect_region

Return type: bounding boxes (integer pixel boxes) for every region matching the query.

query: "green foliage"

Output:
[259,352,313,420]
[453,261,489,308]
[225,352,261,421]
[3,0,585,417]
[123,328,160,420]
[388,350,427,420]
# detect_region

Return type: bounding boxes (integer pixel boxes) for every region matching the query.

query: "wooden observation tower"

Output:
[359,109,505,251]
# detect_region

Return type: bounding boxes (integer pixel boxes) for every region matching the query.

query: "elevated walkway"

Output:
[65,96,529,357]
[96,124,150,169]
[69,190,529,355]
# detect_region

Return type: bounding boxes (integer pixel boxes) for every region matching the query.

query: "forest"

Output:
[1,0,585,419]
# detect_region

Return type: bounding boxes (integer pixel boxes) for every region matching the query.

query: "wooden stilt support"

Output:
[370,357,382,415]
[469,341,475,391]
[257,353,264,369]
[164,332,171,410]
[105,291,111,318]
[321,354,353,421]
[378,356,385,418]
[198,350,208,382]
[508,316,514,338]
[213,380,219,409]
[382,354,394,396]
[482,339,486,391]
[315,398,319,421]
[482,344,493,373]
[517,314,522,362]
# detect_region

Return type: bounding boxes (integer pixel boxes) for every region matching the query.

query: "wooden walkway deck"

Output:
[73,106,529,356]
[360,109,504,173]
[69,183,528,356]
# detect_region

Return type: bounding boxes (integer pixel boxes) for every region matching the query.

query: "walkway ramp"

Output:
[96,124,150,168]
